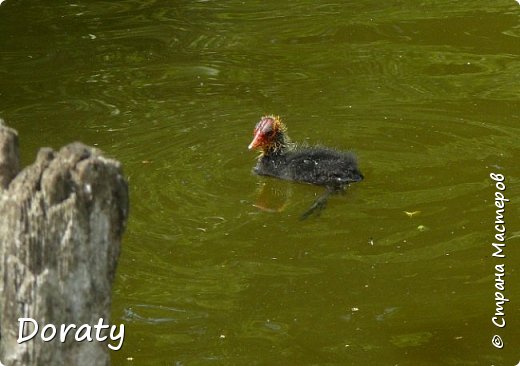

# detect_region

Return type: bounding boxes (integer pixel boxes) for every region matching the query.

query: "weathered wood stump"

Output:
[0,120,129,366]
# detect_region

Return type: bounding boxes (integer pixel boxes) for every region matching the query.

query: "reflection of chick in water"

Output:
[252,179,292,213]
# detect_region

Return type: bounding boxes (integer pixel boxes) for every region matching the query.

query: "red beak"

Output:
[248,130,264,150]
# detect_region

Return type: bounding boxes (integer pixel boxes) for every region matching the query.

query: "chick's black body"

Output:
[254,147,363,190]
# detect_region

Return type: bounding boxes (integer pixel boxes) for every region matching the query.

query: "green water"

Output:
[2,1,520,365]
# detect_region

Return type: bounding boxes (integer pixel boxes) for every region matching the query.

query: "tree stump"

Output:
[0,120,129,366]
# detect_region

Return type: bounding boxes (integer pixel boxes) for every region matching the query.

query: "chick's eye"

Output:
[260,123,273,134]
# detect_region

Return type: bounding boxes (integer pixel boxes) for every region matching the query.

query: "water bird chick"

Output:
[248,115,363,218]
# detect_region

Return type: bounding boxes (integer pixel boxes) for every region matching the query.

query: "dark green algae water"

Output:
[1,0,520,365]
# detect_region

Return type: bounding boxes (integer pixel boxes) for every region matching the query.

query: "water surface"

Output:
[1,1,520,365]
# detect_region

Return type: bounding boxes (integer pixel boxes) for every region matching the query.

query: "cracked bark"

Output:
[0,120,129,366]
